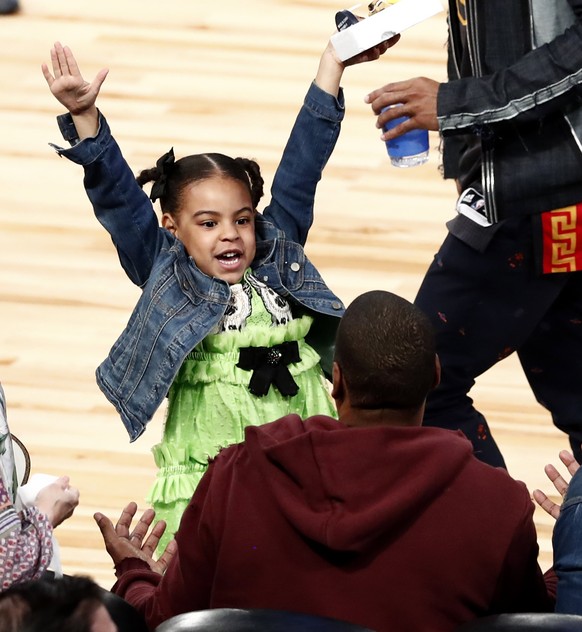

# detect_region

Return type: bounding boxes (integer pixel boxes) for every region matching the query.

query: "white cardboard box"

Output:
[331,0,444,61]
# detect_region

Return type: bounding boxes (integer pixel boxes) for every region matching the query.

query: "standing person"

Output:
[365,2,582,468]
[93,290,555,632]
[0,383,79,591]
[42,37,398,550]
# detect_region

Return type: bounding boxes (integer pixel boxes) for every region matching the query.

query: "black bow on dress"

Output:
[237,341,300,397]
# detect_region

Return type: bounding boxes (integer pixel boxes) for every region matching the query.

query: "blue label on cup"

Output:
[382,108,429,167]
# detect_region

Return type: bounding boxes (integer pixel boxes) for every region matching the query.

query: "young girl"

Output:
[42,37,396,549]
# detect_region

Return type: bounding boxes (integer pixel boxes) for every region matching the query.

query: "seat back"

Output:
[456,613,582,631]
[154,608,374,632]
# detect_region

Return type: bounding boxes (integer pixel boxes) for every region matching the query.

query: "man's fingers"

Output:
[94,512,116,539]
[387,33,400,48]
[559,450,580,477]
[115,501,138,537]
[364,80,410,109]
[141,519,167,558]
[544,464,569,497]
[156,538,177,574]
[532,489,561,520]
[96,503,169,573]
[95,510,145,568]
[129,508,156,545]
[378,109,417,141]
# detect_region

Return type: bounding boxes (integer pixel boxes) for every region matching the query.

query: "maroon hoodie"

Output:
[112,415,554,631]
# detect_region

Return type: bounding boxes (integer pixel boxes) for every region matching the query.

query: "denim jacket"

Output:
[439,0,582,222]
[553,465,582,614]
[52,82,345,441]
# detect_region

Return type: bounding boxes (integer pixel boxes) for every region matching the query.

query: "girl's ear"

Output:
[162,212,178,235]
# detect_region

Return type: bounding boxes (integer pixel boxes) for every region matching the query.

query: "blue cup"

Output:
[382,107,429,168]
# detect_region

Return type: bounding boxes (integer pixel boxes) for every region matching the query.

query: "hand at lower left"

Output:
[94,502,176,576]
[35,475,80,527]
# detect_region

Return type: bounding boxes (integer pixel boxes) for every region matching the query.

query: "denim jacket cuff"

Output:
[48,110,109,165]
[304,81,345,123]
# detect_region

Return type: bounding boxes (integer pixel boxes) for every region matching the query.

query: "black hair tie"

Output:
[149,147,175,202]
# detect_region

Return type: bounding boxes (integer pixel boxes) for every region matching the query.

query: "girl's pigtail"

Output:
[136,167,158,189]
[137,148,176,204]
[236,157,264,209]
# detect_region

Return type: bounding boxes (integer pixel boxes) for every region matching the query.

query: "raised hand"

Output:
[315,34,400,100]
[41,41,108,116]
[34,475,80,527]
[94,502,176,576]
[533,450,580,520]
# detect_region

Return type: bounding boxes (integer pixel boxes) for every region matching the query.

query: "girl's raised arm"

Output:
[43,43,163,286]
[263,35,399,245]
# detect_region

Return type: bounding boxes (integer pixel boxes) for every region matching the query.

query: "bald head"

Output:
[334,290,437,411]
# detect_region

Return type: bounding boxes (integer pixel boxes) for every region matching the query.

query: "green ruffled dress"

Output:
[147,270,337,551]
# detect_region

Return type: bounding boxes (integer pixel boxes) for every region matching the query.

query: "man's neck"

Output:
[339,405,424,429]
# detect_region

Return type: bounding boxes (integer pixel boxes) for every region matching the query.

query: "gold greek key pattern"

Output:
[456,0,467,26]
[550,206,578,272]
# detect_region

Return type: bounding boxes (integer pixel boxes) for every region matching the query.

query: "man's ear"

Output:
[162,213,178,236]
[331,361,344,403]
[432,354,441,391]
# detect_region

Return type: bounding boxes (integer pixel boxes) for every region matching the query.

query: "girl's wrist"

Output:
[71,106,99,140]
[314,45,344,97]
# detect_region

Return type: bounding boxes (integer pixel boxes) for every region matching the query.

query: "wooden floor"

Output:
[0,0,569,588]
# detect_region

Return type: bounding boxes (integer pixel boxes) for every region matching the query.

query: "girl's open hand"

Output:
[41,41,109,116]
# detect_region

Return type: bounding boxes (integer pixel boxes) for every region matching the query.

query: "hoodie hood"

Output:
[244,415,475,554]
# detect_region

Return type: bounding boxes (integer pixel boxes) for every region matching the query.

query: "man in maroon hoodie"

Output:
[94,290,555,632]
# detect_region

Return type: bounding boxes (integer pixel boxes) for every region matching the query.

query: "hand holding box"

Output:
[331,0,444,62]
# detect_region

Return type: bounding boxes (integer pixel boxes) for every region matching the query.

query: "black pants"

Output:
[415,215,582,468]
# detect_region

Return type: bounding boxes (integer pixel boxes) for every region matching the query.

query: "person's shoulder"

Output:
[435,430,531,499]
[256,413,339,439]
[211,414,338,464]
[465,456,532,508]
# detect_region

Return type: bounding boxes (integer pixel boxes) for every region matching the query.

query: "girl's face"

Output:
[162,176,257,285]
